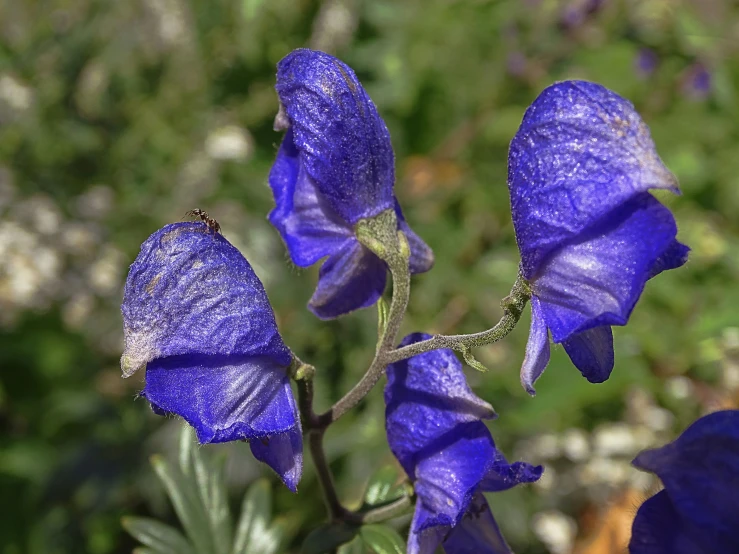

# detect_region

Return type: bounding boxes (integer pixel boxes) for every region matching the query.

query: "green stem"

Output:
[308,429,348,521]
[382,273,530,364]
[316,224,411,427]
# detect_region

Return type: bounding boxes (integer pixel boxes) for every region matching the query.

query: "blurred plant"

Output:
[119,49,698,554]
[123,425,290,554]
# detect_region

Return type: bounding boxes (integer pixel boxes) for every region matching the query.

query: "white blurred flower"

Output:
[205,125,253,161]
[532,510,577,554]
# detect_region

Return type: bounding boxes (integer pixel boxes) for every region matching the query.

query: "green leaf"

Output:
[359,525,405,554]
[338,537,367,554]
[178,424,195,476]
[364,466,404,506]
[207,453,233,554]
[232,479,276,554]
[122,516,195,554]
[151,455,217,554]
[460,345,490,373]
[300,522,359,554]
[178,425,232,554]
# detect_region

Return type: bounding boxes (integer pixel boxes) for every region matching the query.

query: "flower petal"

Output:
[629,491,706,554]
[520,296,551,395]
[142,353,302,489]
[385,333,496,476]
[121,223,291,377]
[275,48,395,223]
[407,503,449,554]
[268,127,353,267]
[307,239,387,319]
[478,452,543,492]
[143,354,297,441]
[632,410,739,553]
[561,326,614,383]
[412,423,498,530]
[533,194,680,342]
[508,80,679,277]
[249,422,303,493]
[648,239,690,279]
[442,493,513,554]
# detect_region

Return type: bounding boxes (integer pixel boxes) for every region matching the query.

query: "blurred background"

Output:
[1,0,738,552]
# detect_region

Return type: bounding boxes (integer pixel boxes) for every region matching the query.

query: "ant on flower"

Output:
[185,209,221,236]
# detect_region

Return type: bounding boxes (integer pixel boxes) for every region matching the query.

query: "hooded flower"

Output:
[629,410,739,554]
[508,80,689,394]
[121,222,302,491]
[269,48,433,319]
[385,333,542,554]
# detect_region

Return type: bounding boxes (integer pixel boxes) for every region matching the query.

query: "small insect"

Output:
[185,209,221,235]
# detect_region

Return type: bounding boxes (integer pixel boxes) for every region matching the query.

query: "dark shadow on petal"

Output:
[308,240,387,319]
[562,326,614,383]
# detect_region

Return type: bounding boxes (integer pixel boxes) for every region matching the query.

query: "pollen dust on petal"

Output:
[121,327,158,378]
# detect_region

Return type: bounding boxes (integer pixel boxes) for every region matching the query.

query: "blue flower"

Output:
[269,48,433,319]
[508,80,689,393]
[121,222,302,491]
[385,333,542,554]
[629,410,739,554]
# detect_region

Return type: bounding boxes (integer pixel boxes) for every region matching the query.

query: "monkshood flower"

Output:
[508,80,689,394]
[385,333,542,553]
[629,410,739,554]
[120,222,302,491]
[269,48,434,319]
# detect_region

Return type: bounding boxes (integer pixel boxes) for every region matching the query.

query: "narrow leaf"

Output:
[364,466,404,506]
[338,537,367,554]
[300,523,359,554]
[232,479,271,554]
[360,524,405,554]
[460,345,490,373]
[151,455,216,554]
[179,424,195,476]
[189,439,232,554]
[208,453,233,554]
[122,516,195,554]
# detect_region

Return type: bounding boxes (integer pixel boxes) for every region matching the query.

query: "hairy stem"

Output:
[317,246,411,427]
[383,273,531,364]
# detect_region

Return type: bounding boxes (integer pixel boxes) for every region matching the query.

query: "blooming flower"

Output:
[508,80,689,393]
[385,333,542,553]
[629,410,739,553]
[269,48,433,319]
[120,222,302,491]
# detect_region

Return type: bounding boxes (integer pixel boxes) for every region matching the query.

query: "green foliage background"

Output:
[1,0,737,552]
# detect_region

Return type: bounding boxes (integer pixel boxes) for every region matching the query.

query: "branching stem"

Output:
[289,209,531,528]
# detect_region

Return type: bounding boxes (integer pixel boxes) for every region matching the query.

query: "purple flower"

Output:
[630,410,739,553]
[508,81,688,394]
[635,48,659,79]
[121,223,302,491]
[682,63,711,101]
[385,333,542,554]
[269,49,433,319]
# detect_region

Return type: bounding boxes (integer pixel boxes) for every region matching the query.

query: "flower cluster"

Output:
[120,49,692,553]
